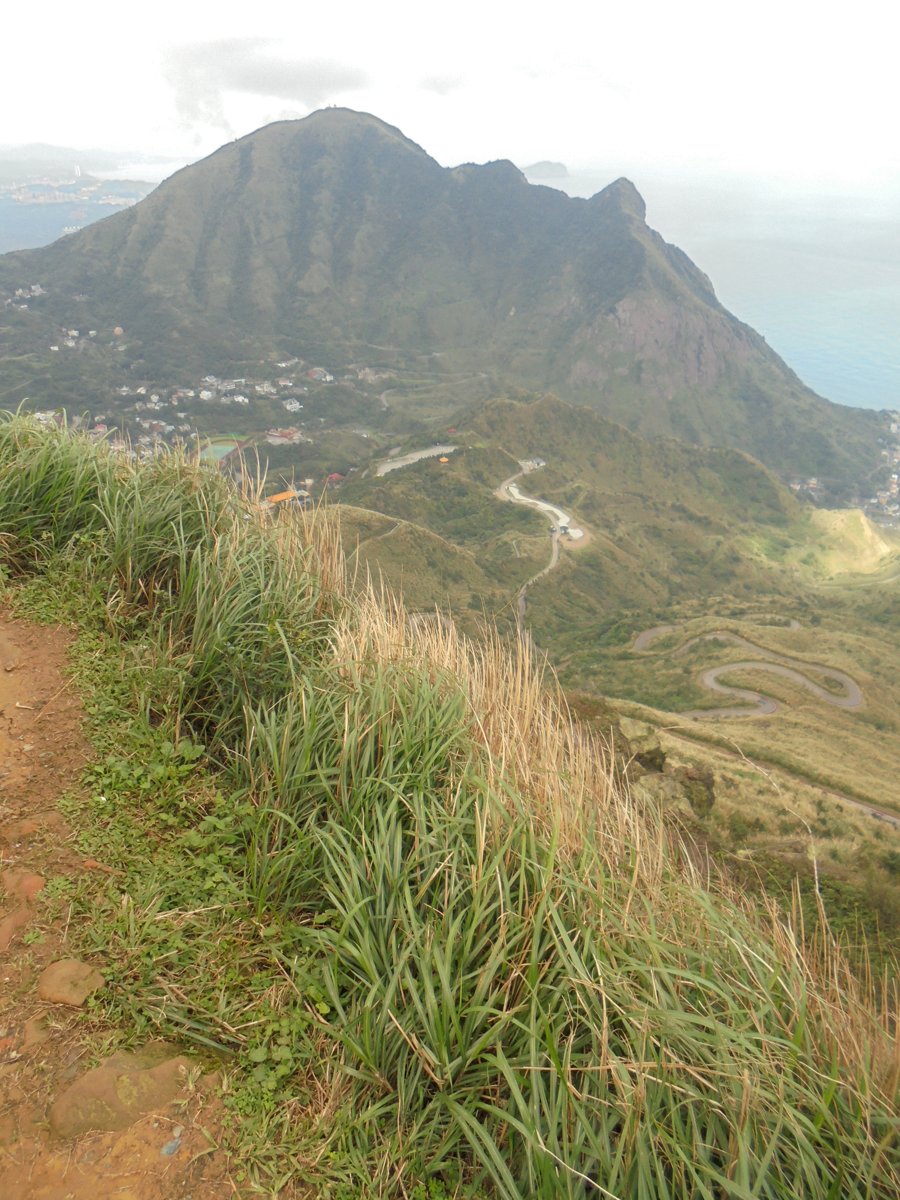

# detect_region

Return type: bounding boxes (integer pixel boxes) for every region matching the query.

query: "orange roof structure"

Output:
[263,488,310,508]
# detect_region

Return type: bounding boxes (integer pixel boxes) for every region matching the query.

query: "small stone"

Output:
[22,1015,50,1051]
[37,959,105,1007]
[82,858,119,875]
[49,1053,193,1137]
[0,906,31,952]
[1,870,46,904]
[1,818,41,844]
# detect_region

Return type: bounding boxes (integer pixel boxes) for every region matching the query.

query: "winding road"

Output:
[684,659,860,719]
[632,624,864,719]
[366,450,589,641]
[630,623,900,828]
[496,480,583,538]
[633,618,800,652]
[677,631,861,717]
[494,469,587,638]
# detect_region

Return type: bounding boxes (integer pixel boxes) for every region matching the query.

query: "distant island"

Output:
[521,160,568,179]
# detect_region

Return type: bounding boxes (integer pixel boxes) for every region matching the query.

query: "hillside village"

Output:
[6,276,900,513]
[869,415,900,523]
[13,307,401,485]
[0,177,144,211]
[788,413,900,525]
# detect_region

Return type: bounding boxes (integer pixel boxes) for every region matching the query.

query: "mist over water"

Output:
[551,170,900,411]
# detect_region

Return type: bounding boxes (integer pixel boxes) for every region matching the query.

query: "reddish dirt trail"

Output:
[0,613,232,1199]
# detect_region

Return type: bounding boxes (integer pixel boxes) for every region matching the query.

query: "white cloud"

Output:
[0,0,895,192]
[162,39,369,134]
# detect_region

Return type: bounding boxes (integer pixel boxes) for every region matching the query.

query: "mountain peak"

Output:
[593,176,646,221]
[451,159,527,185]
[286,107,432,155]
[219,107,436,171]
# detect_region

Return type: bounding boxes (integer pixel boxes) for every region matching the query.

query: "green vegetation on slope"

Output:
[340,393,855,654]
[335,395,900,934]
[1,413,897,1198]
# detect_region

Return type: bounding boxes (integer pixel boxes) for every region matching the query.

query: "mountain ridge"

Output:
[0,107,884,490]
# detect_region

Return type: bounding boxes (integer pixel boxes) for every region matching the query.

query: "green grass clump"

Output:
[0,413,123,565]
[1,411,897,1198]
[0,411,335,748]
[308,783,893,1198]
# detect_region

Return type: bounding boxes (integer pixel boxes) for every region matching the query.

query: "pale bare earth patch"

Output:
[0,614,232,1199]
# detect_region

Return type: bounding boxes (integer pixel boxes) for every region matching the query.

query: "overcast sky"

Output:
[6,0,898,197]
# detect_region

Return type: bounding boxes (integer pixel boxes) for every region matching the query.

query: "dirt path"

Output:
[632,622,865,719]
[0,613,231,1199]
[515,531,560,634]
[348,520,402,557]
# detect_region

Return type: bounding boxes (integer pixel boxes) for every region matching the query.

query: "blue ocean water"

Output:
[0,182,153,253]
[547,171,900,412]
[0,197,95,252]
[704,241,899,412]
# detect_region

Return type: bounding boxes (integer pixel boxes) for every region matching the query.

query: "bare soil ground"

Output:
[0,613,233,1199]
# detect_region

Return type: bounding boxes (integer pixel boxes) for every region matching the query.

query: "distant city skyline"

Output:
[7,1,898,197]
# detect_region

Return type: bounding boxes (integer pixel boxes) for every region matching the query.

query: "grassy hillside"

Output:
[338,502,535,628]
[0,412,896,1197]
[338,393,876,642]
[334,395,900,946]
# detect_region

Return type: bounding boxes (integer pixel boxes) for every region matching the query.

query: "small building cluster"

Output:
[864,412,900,523]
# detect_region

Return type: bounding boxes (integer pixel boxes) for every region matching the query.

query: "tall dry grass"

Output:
[275,502,900,1194]
[330,585,659,874]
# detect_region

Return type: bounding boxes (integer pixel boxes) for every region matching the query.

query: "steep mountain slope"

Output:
[0,108,882,487]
